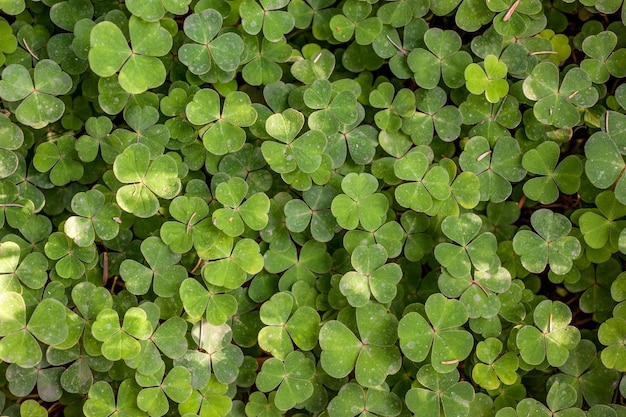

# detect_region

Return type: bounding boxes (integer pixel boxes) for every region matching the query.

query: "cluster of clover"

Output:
[3,0,626,416]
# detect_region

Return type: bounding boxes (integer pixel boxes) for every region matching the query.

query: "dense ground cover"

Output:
[2,0,626,416]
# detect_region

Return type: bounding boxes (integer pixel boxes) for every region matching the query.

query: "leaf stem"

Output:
[22,38,39,60]
[503,0,520,21]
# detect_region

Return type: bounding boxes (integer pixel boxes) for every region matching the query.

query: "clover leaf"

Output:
[394,151,451,213]
[487,0,543,37]
[522,141,582,204]
[407,28,472,89]
[435,213,499,278]
[179,9,244,75]
[399,293,474,373]
[91,307,153,361]
[64,189,120,247]
[212,177,270,236]
[112,143,181,218]
[331,172,389,231]
[258,291,320,359]
[0,242,47,290]
[263,239,332,290]
[160,195,216,253]
[191,321,244,384]
[283,185,339,242]
[304,79,359,135]
[119,236,186,297]
[598,316,626,371]
[256,351,315,410]
[0,59,72,128]
[186,89,257,155]
[201,238,264,289]
[0,293,72,368]
[523,61,598,128]
[180,277,238,325]
[401,86,462,144]
[44,231,97,279]
[406,365,475,417]
[240,0,295,42]
[328,383,402,417]
[339,244,402,307]
[459,136,526,203]
[516,300,581,367]
[126,0,190,21]
[459,94,522,144]
[578,191,626,250]
[136,365,193,416]
[330,0,382,45]
[84,379,146,417]
[512,209,581,275]
[242,36,293,86]
[319,302,401,387]
[472,338,519,390]
[465,55,509,103]
[88,17,172,94]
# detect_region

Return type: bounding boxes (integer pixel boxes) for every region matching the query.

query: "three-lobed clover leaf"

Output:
[339,244,402,307]
[0,59,72,128]
[136,364,193,417]
[75,116,120,164]
[32,135,84,187]
[258,291,320,359]
[401,86,462,144]
[304,79,359,135]
[283,185,339,242]
[190,321,244,384]
[516,300,581,367]
[435,213,499,278]
[201,238,264,290]
[44,231,98,279]
[406,365,475,417]
[407,28,472,89]
[212,177,270,237]
[263,239,332,290]
[330,0,382,45]
[84,379,147,417]
[523,61,598,128]
[88,17,172,94]
[255,350,315,411]
[465,54,509,103]
[112,142,181,218]
[64,189,121,247]
[512,209,581,275]
[160,195,216,253]
[239,0,295,42]
[91,307,153,361]
[487,0,543,37]
[186,89,258,155]
[262,108,327,174]
[472,337,519,390]
[179,9,244,75]
[398,293,474,373]
[394,151,450,213]
[521,141,582,204]
[331,172,389,231]
[328,383,402,417]
[0,241,48,290]
[459,136,526,203]
[319,302,401,387]
[578,191,626,251]
[119,236,187,297]
[0,292,72,368]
